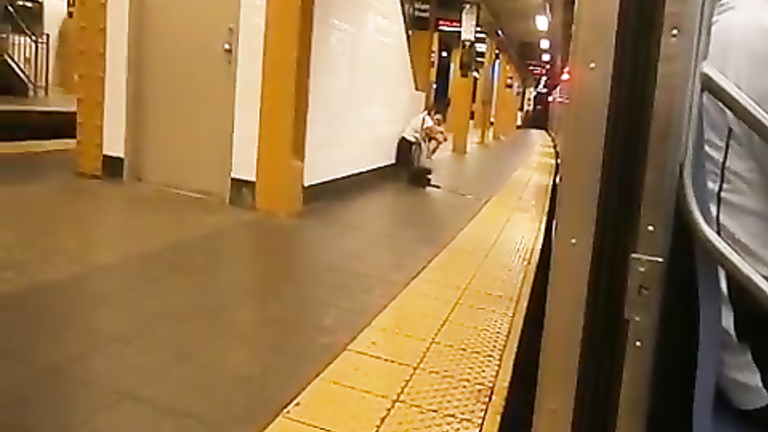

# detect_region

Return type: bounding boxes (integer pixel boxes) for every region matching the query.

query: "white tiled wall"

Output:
[303,0,424,185]
[102,0,420,186]
[231,0,267,181]
[43,0,68,89]
[101,0,268,165]
[103,0,130,157]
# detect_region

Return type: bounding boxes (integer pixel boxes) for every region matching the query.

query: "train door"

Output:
[125,0,240,200]
[531,0,708,430]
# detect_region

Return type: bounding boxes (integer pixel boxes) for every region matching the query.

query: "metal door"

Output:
[126,0,240,200]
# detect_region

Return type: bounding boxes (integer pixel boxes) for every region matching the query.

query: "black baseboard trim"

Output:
[102,155,125,180]
[230,178,256,209]
[304,163,400,204]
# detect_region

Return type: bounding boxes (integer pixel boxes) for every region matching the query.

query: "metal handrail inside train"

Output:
[682,64,768,310]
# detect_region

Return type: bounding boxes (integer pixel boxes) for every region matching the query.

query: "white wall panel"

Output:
[304,0,424,186]
[44,0,67,91]
[231,0,267,181]
[103,0,130,157]
[102,0,267,167]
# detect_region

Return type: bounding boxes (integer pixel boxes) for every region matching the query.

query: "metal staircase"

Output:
[0,0,49,97]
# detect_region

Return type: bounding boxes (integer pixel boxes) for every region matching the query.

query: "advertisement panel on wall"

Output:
[304,0,424,185]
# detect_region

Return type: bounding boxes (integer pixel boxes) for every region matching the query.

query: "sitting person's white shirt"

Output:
[402,111,435,144]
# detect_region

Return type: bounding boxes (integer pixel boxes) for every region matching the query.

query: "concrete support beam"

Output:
[426,31,439,108]
[447,48,473,154]
[75,0,108,177]
[409,30,434,94]
[255,0,315,217]
[476,41,496,144]
[493,55,520,141]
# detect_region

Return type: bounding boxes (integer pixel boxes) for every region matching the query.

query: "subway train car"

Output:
[516,0,768,431]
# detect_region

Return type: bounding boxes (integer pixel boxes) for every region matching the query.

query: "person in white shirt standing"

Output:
[702,0,768,427]
[396,109,446,187]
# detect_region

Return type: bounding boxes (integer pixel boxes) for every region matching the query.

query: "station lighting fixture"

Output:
[497,29,503,36]
[541,52,552,62]
[535,14,550,32]
[539,38,551,50]
[561,67,571,81]
[441,51,449,58]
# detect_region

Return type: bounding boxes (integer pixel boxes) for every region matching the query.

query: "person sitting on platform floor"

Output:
[395,109,446,188]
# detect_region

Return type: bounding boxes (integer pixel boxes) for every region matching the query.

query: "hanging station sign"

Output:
[461,3,478,42]
[436,18,461,31]
[527,61,549,77]
[410,1,431,31]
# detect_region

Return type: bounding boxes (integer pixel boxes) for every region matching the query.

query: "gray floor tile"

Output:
[133,362,267,428]
[65,340,179,394]
[75,398,211,432]
[0,132,536,431]
[0,369,123,432]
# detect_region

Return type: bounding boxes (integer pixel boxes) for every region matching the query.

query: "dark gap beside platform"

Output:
[0,110,77,141]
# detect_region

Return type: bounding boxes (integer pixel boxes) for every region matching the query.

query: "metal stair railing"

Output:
[0,2,49,96]
[682,64,768,310]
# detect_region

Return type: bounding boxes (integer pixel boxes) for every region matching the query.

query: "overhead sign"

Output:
[410,1,431,31]
[527,61,549,77]
[437,18,460,30]
[461,3,478,42]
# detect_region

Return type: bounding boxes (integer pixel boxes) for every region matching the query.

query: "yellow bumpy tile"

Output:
[349,327,431,367]
[380,403,480,432]
[319,351,414,399]
[264,418,325,432]
[286,381,393,432]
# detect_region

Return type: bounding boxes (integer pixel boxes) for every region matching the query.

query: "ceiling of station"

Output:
[427,0,552,78]
[480,0,550,65]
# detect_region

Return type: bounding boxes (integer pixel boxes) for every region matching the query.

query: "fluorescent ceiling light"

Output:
[541,52,552,62]
[539,38,551,50]
[535,14,550,32]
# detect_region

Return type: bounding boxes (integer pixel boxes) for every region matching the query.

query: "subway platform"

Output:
[0,130,555,432]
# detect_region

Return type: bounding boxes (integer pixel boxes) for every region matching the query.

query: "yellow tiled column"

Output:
[75,0,107,177]
[409,30,434,94]
[493,55,520,141]
[55,14,79,94]
[475,41,496,144]
[426,31,440,107]
[446,48,473,154]
[256,0,316,217]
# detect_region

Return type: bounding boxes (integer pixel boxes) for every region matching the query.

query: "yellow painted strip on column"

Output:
[256,0,315,217]
[75,0,108,177]
[263,132,557,432]
[426,31,440,108]
[409,30,434,94]
[494,57,522,141]
[476,41,496,145]
[447,49,473,154]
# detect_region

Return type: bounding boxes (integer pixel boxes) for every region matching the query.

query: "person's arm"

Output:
[426,126,448,157]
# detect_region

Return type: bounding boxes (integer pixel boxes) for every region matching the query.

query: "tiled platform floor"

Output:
[265,133,556,432]
[0,132,536,432]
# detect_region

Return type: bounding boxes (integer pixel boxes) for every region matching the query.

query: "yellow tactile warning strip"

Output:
[265,136,557,432]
